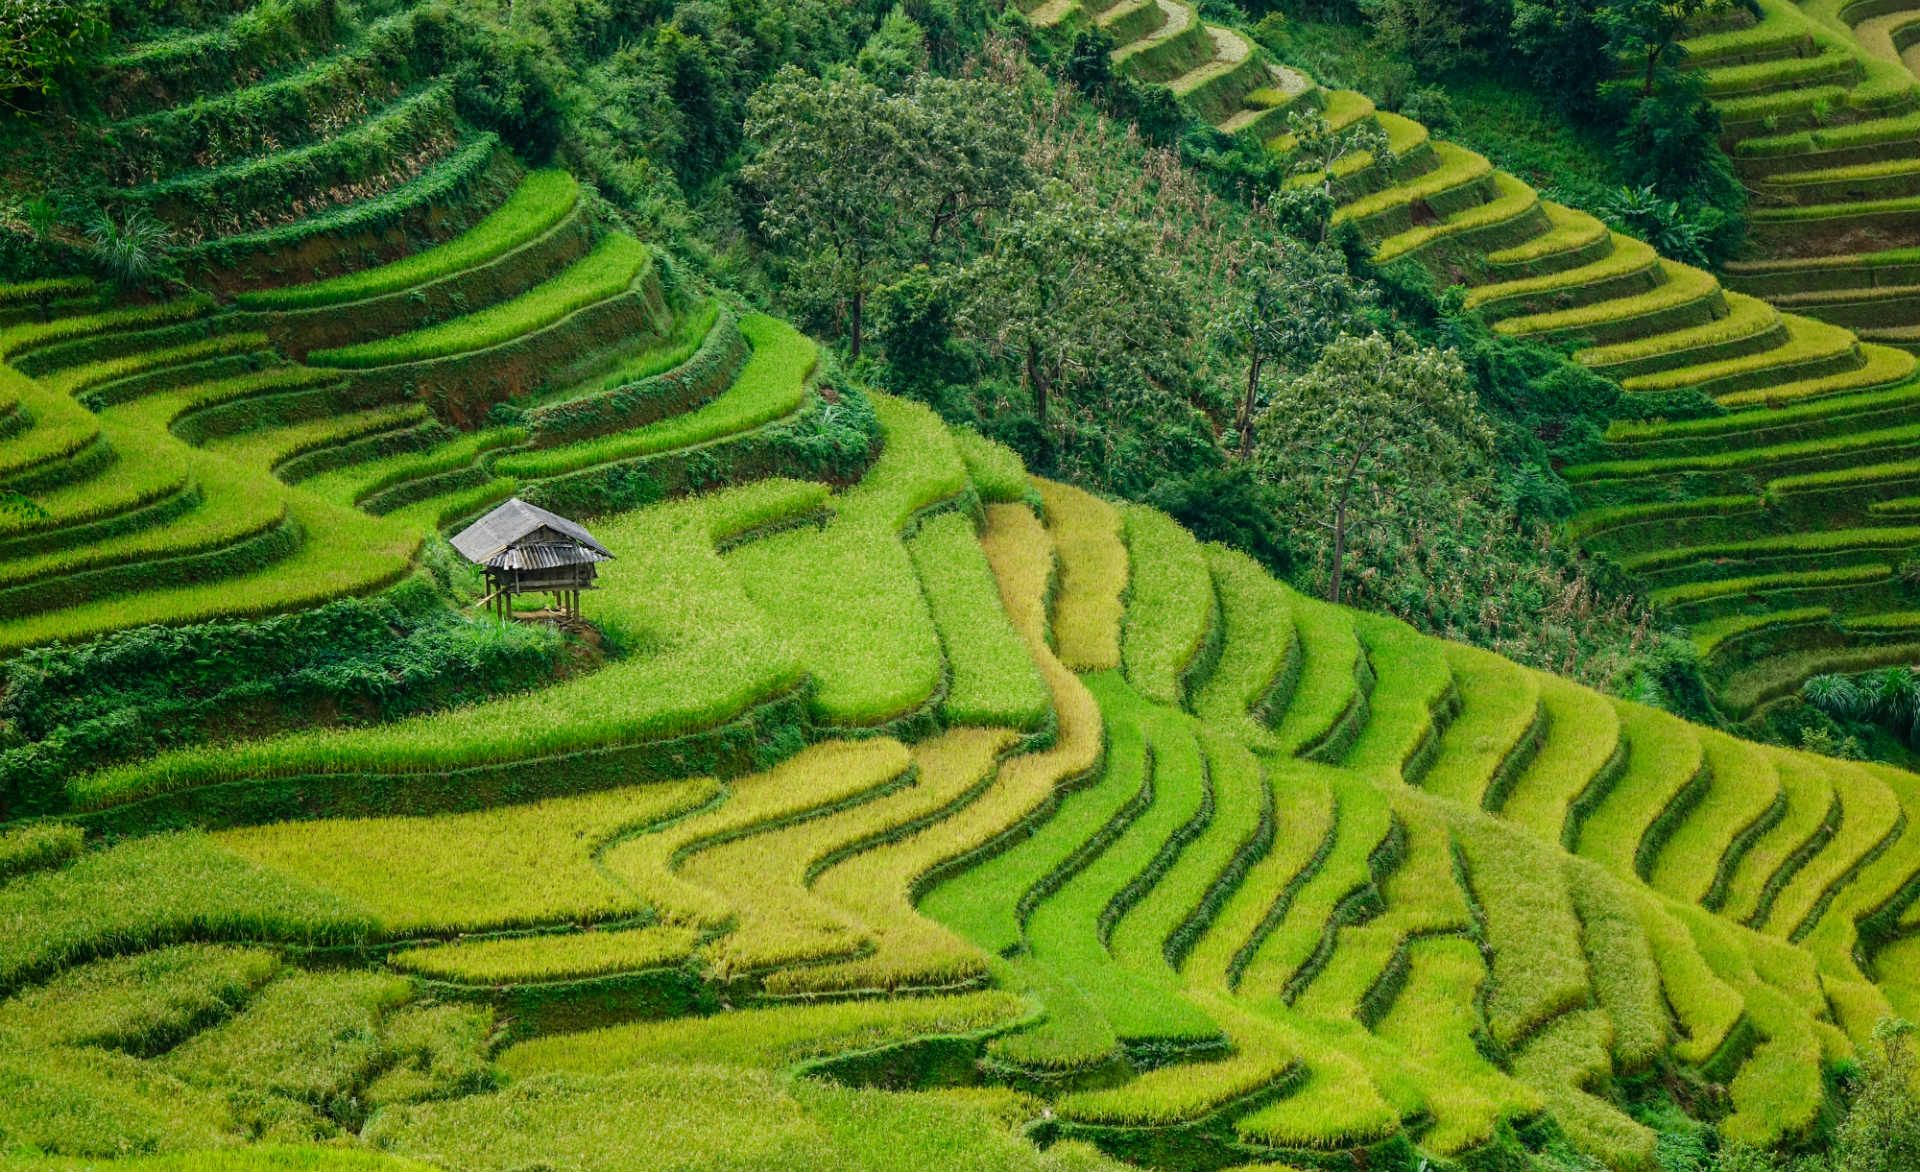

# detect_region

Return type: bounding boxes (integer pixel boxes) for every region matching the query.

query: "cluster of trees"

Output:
[739,16,1663,692]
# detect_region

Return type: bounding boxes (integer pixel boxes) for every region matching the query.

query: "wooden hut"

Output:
[452,498,613,620]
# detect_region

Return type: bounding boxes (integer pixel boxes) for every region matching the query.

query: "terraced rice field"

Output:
[4,4,1920,1170]
[1010,0,1920,717]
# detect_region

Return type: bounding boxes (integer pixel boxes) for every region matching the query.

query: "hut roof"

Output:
[451,498,613,571]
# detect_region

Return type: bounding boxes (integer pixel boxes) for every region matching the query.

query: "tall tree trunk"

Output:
[1329,494,1347,606]
[1643,47,1659,97]
[849,286,864,361]
[1235,354,1264,459]
[1026,339,1048,425]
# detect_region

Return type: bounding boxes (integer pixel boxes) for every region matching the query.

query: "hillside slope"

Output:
[3,5,1920,1171]
[1018,0,1920,720]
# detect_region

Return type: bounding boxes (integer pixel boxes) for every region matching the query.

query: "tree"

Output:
[1280,108,1391,245]
[0,0,105,108]
[743,67,920,359]
[1596,0,1732,98]
[1212,238,1375,458]
[947,180,1188,428]
[743,68,1029,360]
[1252,335,1492,605]
[1829,1019,1920,1172]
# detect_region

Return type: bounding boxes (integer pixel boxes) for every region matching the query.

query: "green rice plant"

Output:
[492,315,814,480]
[0,370,102,485]
[727,397,957,727]
[1713,345,1916,411]
[1418,644,1542,808]
[907,511,1051,730]
[1564,497,1762,546]
[1336,142,1494,230]
[499,991,1025,1076]
[1179,759,1336,994]
[0,822,83,880]
[0,296,213,363]
[1649,564,1891,610]
[127,83,460,229]
[1236,774,1394,1000]
[0,832,372,993]
[1564,858,1669,1072]
[204,402,431,475]
[190,134,502,263]
[1452,810,1592,1047]
[373,1057,1113,1172]
[951,425,1030,505]
[8,1147,439,1171]
[782,507,1104,996]
[1625,525,1920,574]
[363,1001,496,1110]
[0,943,279,1054]
[1119,504,1215,707]
[1500,262,1722,339]
[920,677,1149,960]
[1621,315,1861,395]
[1580,292,1782,371]
[238,171,581,310]
[1038,479,1127,672]
[1719,750,1838,926]
[0,432,187,547]
[45,333,268,398]
[701,476,833,544]
[1632,891,1743,1065]
[387,925,701,985]
[70,485,807,805]
[599,741,914,931]
[1610,381,1920,449]
[1573,701,1707,879]
[296,426,528,509]
[1768,448,1920,495]
[1647,732,1783,909]
[1108,711,1269,979]
[1369,937,1540,1156]
[1229,1015,1401,1150]
[0,456,286,602]
[1763,759,1903,937]
[1693,608,1833,659]
[547,299,723,410]
[164,970,413,1106]
[1337,614,1452,784]
[309,234,649,369]
[1053,997,1298,1126]
[1467,233,1656,313]
[1510,1010,1659,1170]
[0,1043,236,1159]
[762,729,1016,994]
[215,777,719,935]
[676,732,952,979]
[1375,172,1540,263]
[0,492,419,658]
[1192,544,1296,752]
[1293,795,1473,1023]
[1017,692,1222,1045]
[1268,596,1369,761]
[1484,204,1609,268]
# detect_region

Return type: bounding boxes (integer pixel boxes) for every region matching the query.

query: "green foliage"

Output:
[0,821,81,879]
[0,0,107,103]
[907,511,1052,729]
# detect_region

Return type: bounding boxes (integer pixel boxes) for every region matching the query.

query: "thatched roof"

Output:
[451,498,613,571]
